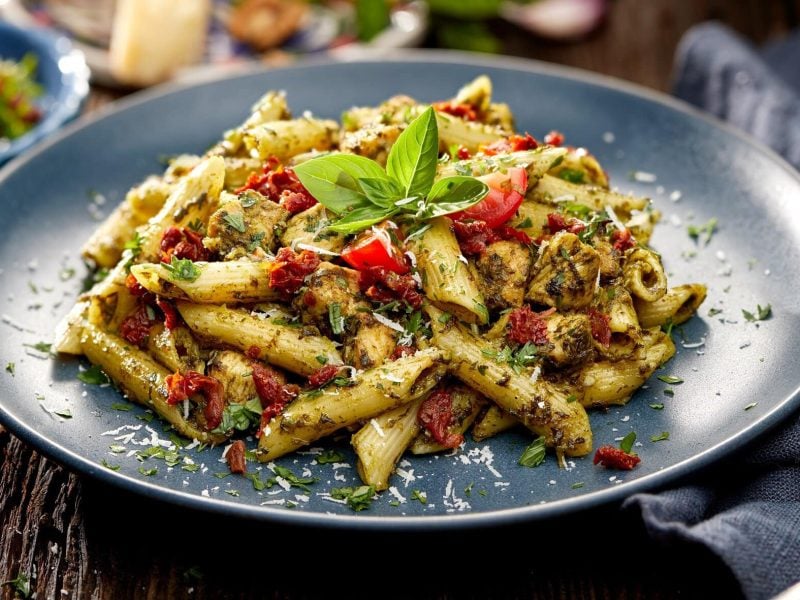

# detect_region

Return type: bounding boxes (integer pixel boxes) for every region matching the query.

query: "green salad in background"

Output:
[0,52,43,141]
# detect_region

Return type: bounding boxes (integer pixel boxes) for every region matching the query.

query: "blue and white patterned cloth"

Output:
[624,22,800,600]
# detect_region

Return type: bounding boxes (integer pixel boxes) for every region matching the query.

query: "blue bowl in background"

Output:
[0,21,89,164]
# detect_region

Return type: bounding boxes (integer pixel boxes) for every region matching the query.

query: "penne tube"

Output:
[243,117,339,161]
[80,324,226,444]
[635,283,708,328]
[410,217,488,324]
[54,300,89,355]
[436,147,566,181]
[146,323,205,374]
[580,328,676,407]
[176,301,341,376]
[529,174,649,216]
[623,247,667,302]
[472,405,519,442]
[257,349,447,461]
[453,75,493,113]
[548,148,609,187]
[409,384,486,455]
[352,397,425,491]
[130,260,279,304]
[428,305,592,457]
[138,156,226,262]
[281,203,346,255]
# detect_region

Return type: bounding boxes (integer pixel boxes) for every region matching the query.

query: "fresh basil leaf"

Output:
[387,107,438,199]
[326,205,398,235]
[293,154,388,215]
[420,176,488,218]
[358,177,403,208]
[355,0,390,41]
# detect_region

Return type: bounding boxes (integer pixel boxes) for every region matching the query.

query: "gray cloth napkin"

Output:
[624,22,800,600]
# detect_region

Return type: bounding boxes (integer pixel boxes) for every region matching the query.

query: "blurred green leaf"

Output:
[356,0,391,41]
[428,0,503,19]
[436,21,501,54]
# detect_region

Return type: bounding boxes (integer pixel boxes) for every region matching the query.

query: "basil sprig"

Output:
[294,107,488,235]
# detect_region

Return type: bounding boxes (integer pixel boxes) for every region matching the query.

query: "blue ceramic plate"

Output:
[0,53,798,530]
[0,22,89,165]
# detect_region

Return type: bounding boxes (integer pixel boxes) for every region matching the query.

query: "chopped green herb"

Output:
[619,431,637,454]
[557,168,585,184]
[108,445,126,454]
[650,431,670,442]
[225,489,240,497]
[411,489,427,504]
[328,302,344,335]
[2,571,31,599]
[566,394,578,403]
[210,399,262,435]
[482,343,539,374]
[516,217,533,229]
[5,362,14,376]
[649,403,664,410]
[271,466,317,491]
[111,402,133,411]
[315,354,329,365]
[707,307,723,317]
[657,375,683,385]
[519,435,546,467]
[101,458,120,471]
[181,463,200,473]
[78,364,109,385]
[213,472,230,479]
[663,389,675,397]
[744,402,758,411]
[661,318,675,337]
[239,191,259,208]
[247,231,266,252]
[136,411,155,423]
[331,485,376,511]
[162,255,201,282]
[53,408,72,419]
[138,466,158,477]
[687,217,717,245]
[437,312,452,324]
[316,449,345,464]
[222,212,246,233]
[186,218,204,233]
[24,341,52,354]
[59,267,76,281]
[742,304,772,322]
[571,482,585,489]
[464,482,474,497]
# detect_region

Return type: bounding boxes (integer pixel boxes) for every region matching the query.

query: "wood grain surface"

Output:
[3,1,799,598]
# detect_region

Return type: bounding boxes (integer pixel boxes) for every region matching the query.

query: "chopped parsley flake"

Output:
[316,449,345,464]
[138,466,158,476]
[24,341,52,354]
[481,343,539,374]
[225,489,240,497]
[411,489,427,504]
[619,431,636,454]
[78,364,109,385]
[111,402,133,411]
[5,362,14,376]
[222,212,246,233]
[650,431,670,442]
[162,255,201,282]
[744,402,758,411]
[571,482,585,489]
[708,307,723,317]
[519,435,546,467]
[331,485,376,511]
[687,217,717,245]
[328,302,344,335]
[101,458,120,471]
[742,304,772,322]
[657,375,683,385]
[53,408,73,419]
[649,403,664,410]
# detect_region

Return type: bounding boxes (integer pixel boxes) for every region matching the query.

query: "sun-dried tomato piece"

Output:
[246,346,261,360]
[418,389,463,449]
[125,273,149,297]
[119,304,156,347]
[432,101,478,121]
[268,247,320,297]
[160,227,208,263]
[226,440,247,474]
[307,364,340,388]
[165,371,225,430]
[452,220,498,256]
[507,306,550,346]
[481,133,539,155]
[359,266,423,309]
[251,362,299,437]
[496,225,533,246]
[236,158,317,215]
[611,228,636,252]
[390,345,416,360]
[547,213,586,235]
[155,297,181,331]
[544,130,564,146]
[593,445,641,470]
[587,308,611,347]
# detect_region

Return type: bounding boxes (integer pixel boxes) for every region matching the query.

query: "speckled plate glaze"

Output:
[0,52,798,530]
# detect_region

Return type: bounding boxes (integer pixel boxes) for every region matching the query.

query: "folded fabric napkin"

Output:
[624,22,800,600]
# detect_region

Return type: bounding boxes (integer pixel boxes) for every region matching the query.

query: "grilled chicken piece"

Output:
[472,240,532,311]
[204,190,289,259]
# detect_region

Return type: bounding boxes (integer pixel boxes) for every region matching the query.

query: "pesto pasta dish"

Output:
[55,76,706,494]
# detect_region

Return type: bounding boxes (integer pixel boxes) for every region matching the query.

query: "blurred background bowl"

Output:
[0,20,89,164]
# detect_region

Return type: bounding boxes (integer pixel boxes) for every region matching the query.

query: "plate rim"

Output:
[1,49,798,531]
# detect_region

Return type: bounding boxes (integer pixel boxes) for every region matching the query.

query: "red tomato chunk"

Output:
[593,445,641,470]
[418,389,463,449]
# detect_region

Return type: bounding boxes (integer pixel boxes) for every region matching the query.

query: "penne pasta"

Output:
[635,283,708,328]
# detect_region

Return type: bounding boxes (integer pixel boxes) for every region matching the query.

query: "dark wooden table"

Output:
[2,1,799,598]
